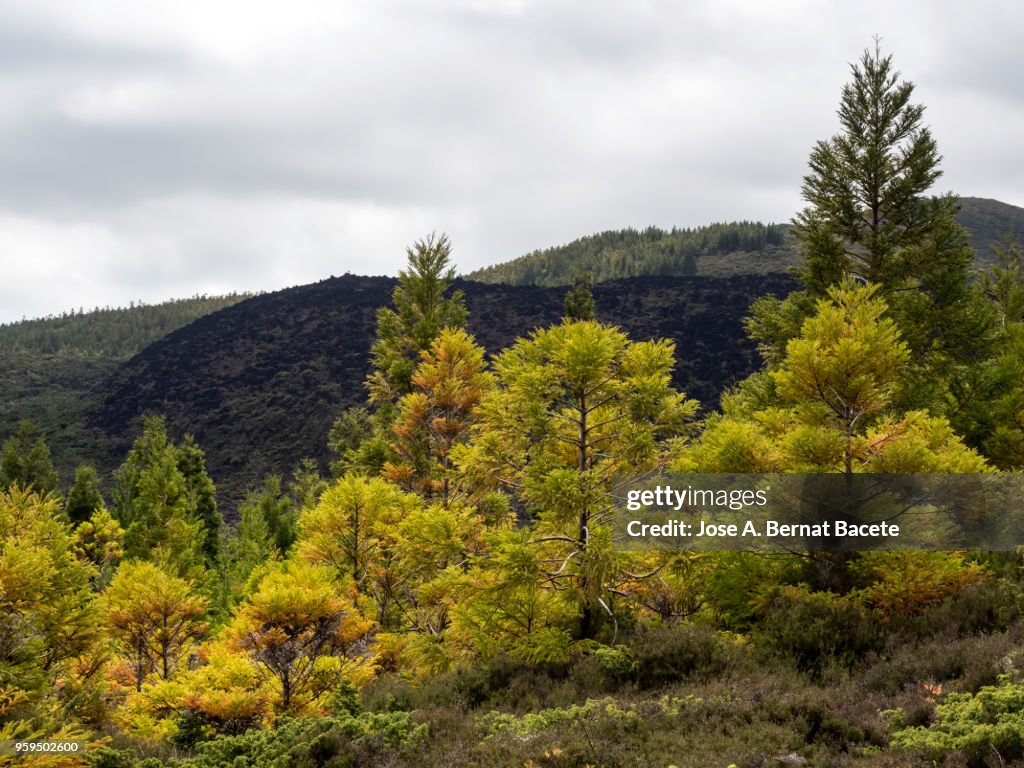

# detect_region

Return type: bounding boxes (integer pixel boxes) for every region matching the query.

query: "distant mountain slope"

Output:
[84,274,798,512]
[468,197,1024,286]
[957,197,1024,261]
[0,294,251,482]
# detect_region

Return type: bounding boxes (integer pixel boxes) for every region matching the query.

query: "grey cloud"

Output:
[0,0,1022,322]
[0,19,183,74]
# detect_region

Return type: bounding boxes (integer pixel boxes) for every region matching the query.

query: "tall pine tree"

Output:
[112,416,218,578]
[749,42,992,409]
[454,321,697,641]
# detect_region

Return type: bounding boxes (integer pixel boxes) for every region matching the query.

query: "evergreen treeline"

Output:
[467,221,790,286]
[467,201,1024,288]
[5,45,1024,768]
[0,294,252,358]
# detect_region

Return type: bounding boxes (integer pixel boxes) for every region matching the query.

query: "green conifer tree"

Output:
[176,434,221,561]
[563,272,596,321]
[981,236,1024,329]
[748,42,993,409]
[0,420,58,496]
[112,416,207,579]
[366,233,468,406]
[347,234,468,476]
[65,464,104,525]
[950,238,1024,468]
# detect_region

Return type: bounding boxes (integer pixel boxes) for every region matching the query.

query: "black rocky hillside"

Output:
[85,273,797,512]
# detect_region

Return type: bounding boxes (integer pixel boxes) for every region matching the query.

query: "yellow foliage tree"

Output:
[227,561,374,713]
[0,487,99,762]
[453,320,697,643]
[682,279,989,597]
[297,476,421,627]
[384,328,491,506]
[118,642,266,741]
[73,508,124,590]
[102,561,207,691]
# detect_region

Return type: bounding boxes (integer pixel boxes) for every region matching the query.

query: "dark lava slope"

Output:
[86,273,797,509]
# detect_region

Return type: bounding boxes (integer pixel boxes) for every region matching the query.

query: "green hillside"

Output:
[468,197,1024,286]
[0,293,252,483]
[0,293,252,356]
[467,221,791,286]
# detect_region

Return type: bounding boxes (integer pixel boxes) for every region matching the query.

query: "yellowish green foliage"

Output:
[119,642,266,741]
[680,280,988,474]
[227,561,375,713]
[0,487,100,757]
[73,508,124,590]
[476,697,638,739]
[773,281,909,432]
[891,675,1024,764]
[298,475,485,670]
[0,716,94,768]
[451,528,580,663]
[102,561,208,691]
[297,476,421,626]
[453,320,697,642]
[389,502,485,639]
[357,500,488,675]
[178,646,266,731]
[689,282,989,612]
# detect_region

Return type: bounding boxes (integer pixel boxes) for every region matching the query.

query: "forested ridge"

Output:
[0,294,252,357]
[468,197,1024,286]
[0,295,252,485]
[5,46,1024,768]
[466,221,791,285]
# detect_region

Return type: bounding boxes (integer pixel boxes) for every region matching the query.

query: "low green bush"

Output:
[173,712,427,768]
[627,623,742,688]
[891,675,1024,767]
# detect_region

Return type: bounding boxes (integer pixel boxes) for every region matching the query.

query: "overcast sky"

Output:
[1,0,1022,323]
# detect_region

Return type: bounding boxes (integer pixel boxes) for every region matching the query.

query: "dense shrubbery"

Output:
[86,711,426,768]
